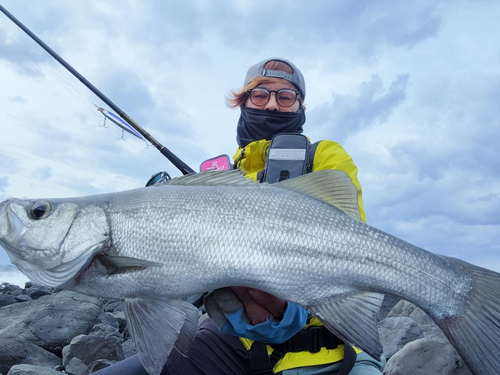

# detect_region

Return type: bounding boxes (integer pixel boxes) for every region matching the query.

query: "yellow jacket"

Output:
[233,138,366,222]
[232,138,366,372]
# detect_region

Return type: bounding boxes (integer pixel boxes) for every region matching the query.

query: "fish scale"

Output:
[1,170,499,375]
[74,184,464,310]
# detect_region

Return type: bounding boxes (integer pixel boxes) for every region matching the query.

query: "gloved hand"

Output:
[204,287,308,344]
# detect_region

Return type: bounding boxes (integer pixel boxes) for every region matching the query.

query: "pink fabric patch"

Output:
[200,155,231,172]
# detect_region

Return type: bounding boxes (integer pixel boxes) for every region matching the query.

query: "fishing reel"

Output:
[145,171,171,187]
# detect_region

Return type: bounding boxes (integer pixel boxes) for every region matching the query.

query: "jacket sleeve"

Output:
[312,140,367,222]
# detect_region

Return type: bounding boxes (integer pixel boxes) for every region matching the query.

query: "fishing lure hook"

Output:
[118,129,126,141]
[99,116,108,129]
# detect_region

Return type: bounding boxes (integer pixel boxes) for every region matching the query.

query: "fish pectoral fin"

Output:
[276,169,361,221]
[98,255,162,274]
[124,297,199,375]
[308,292,384,359]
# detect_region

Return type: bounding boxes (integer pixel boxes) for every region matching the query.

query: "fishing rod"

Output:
[0,4,195,175]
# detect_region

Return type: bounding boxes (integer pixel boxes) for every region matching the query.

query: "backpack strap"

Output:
[308,140,320,173]
[247,326,356,374]
[248,342,276,375]
[338,344,357,375]
[270,326,342,353]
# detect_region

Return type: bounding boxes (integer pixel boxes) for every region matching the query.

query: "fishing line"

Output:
[0,24,98,117]
[0,23,162,172]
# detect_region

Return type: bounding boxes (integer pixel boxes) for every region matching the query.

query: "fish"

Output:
[0,169,499,375]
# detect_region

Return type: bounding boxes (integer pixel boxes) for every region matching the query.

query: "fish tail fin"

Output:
[434,258,500,375]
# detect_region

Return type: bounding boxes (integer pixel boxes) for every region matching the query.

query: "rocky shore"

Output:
[0,282,472,375]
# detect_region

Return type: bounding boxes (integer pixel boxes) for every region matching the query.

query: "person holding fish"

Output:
[94,58,385,375]
[200,58,386,375]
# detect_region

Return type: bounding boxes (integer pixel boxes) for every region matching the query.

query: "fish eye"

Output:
[30,201,52,220]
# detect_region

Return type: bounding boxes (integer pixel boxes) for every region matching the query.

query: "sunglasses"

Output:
[247,88,299,108]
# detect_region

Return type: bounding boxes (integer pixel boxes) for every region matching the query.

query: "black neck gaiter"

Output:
[236,106,306,148]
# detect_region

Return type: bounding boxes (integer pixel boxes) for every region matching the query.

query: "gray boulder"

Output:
[89,323,122,340]
[97,312,120,329]
[88,359,116,373]
[15,294,32,303]
[103,299,123,313]
[0,294,17,308]
[111,311,127,331]
[379,295,401,321]
[122,339,137,358]
[62,334,125,370]
[387,300,448,342]
[89,312,123,340]
[24,284,54,300]
[64,357,88,375]
[1,282,23,296]
[379,317,421,359]
[7,364,61,375]
[0,290,103,353]
[0,336,61,374]
[383,338,473,375]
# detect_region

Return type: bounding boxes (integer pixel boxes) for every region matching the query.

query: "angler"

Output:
[139,58,378,374]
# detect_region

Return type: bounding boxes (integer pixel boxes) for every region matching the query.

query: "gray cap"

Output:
[244,58,306,100]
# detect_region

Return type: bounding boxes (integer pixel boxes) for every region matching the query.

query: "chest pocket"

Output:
[260,134,319,184]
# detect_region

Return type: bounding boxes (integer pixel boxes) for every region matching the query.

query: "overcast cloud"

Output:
[0,1,499,272]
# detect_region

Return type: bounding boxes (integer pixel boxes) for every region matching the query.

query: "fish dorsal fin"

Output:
[164,169,361,220]
[308,292,384,359]
[275,169,361,221]
[124,297,199,374]
[163,170,253,186]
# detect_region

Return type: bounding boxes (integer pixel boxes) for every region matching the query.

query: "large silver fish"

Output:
[0,170,498,375]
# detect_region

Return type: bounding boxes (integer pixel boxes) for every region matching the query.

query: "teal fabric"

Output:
[221,302,308,344]
[281,352,386,375]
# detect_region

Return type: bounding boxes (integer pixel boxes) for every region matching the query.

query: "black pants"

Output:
[94,318,253,375]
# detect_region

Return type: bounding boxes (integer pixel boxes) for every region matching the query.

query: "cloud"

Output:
[53,1,443,64]
[8,96,26,104]
[0,152,19,174]
[0,176,8,192]
[308,74,409,143]
[0,33,44,77]
[32,166,52,181]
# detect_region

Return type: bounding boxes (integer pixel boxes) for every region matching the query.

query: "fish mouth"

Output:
[0,200,7,237]
[0,199,30,247]
[0,200,14,238]
[9,240,107,287]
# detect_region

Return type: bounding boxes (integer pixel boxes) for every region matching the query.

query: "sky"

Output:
[0,1,499,272]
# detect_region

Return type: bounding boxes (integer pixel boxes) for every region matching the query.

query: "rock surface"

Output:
[387,299,448,342]
[23,284,54,300]
[379,316,421,358]
[122,339,138,358]
[0,336,61,374]
[7,364,62,375]
[383,338,473,375]
[0,290,103,354]
[0,294,17,308]
[62,334,125,367]
[0,282,477,374]
[1,282,23,296]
